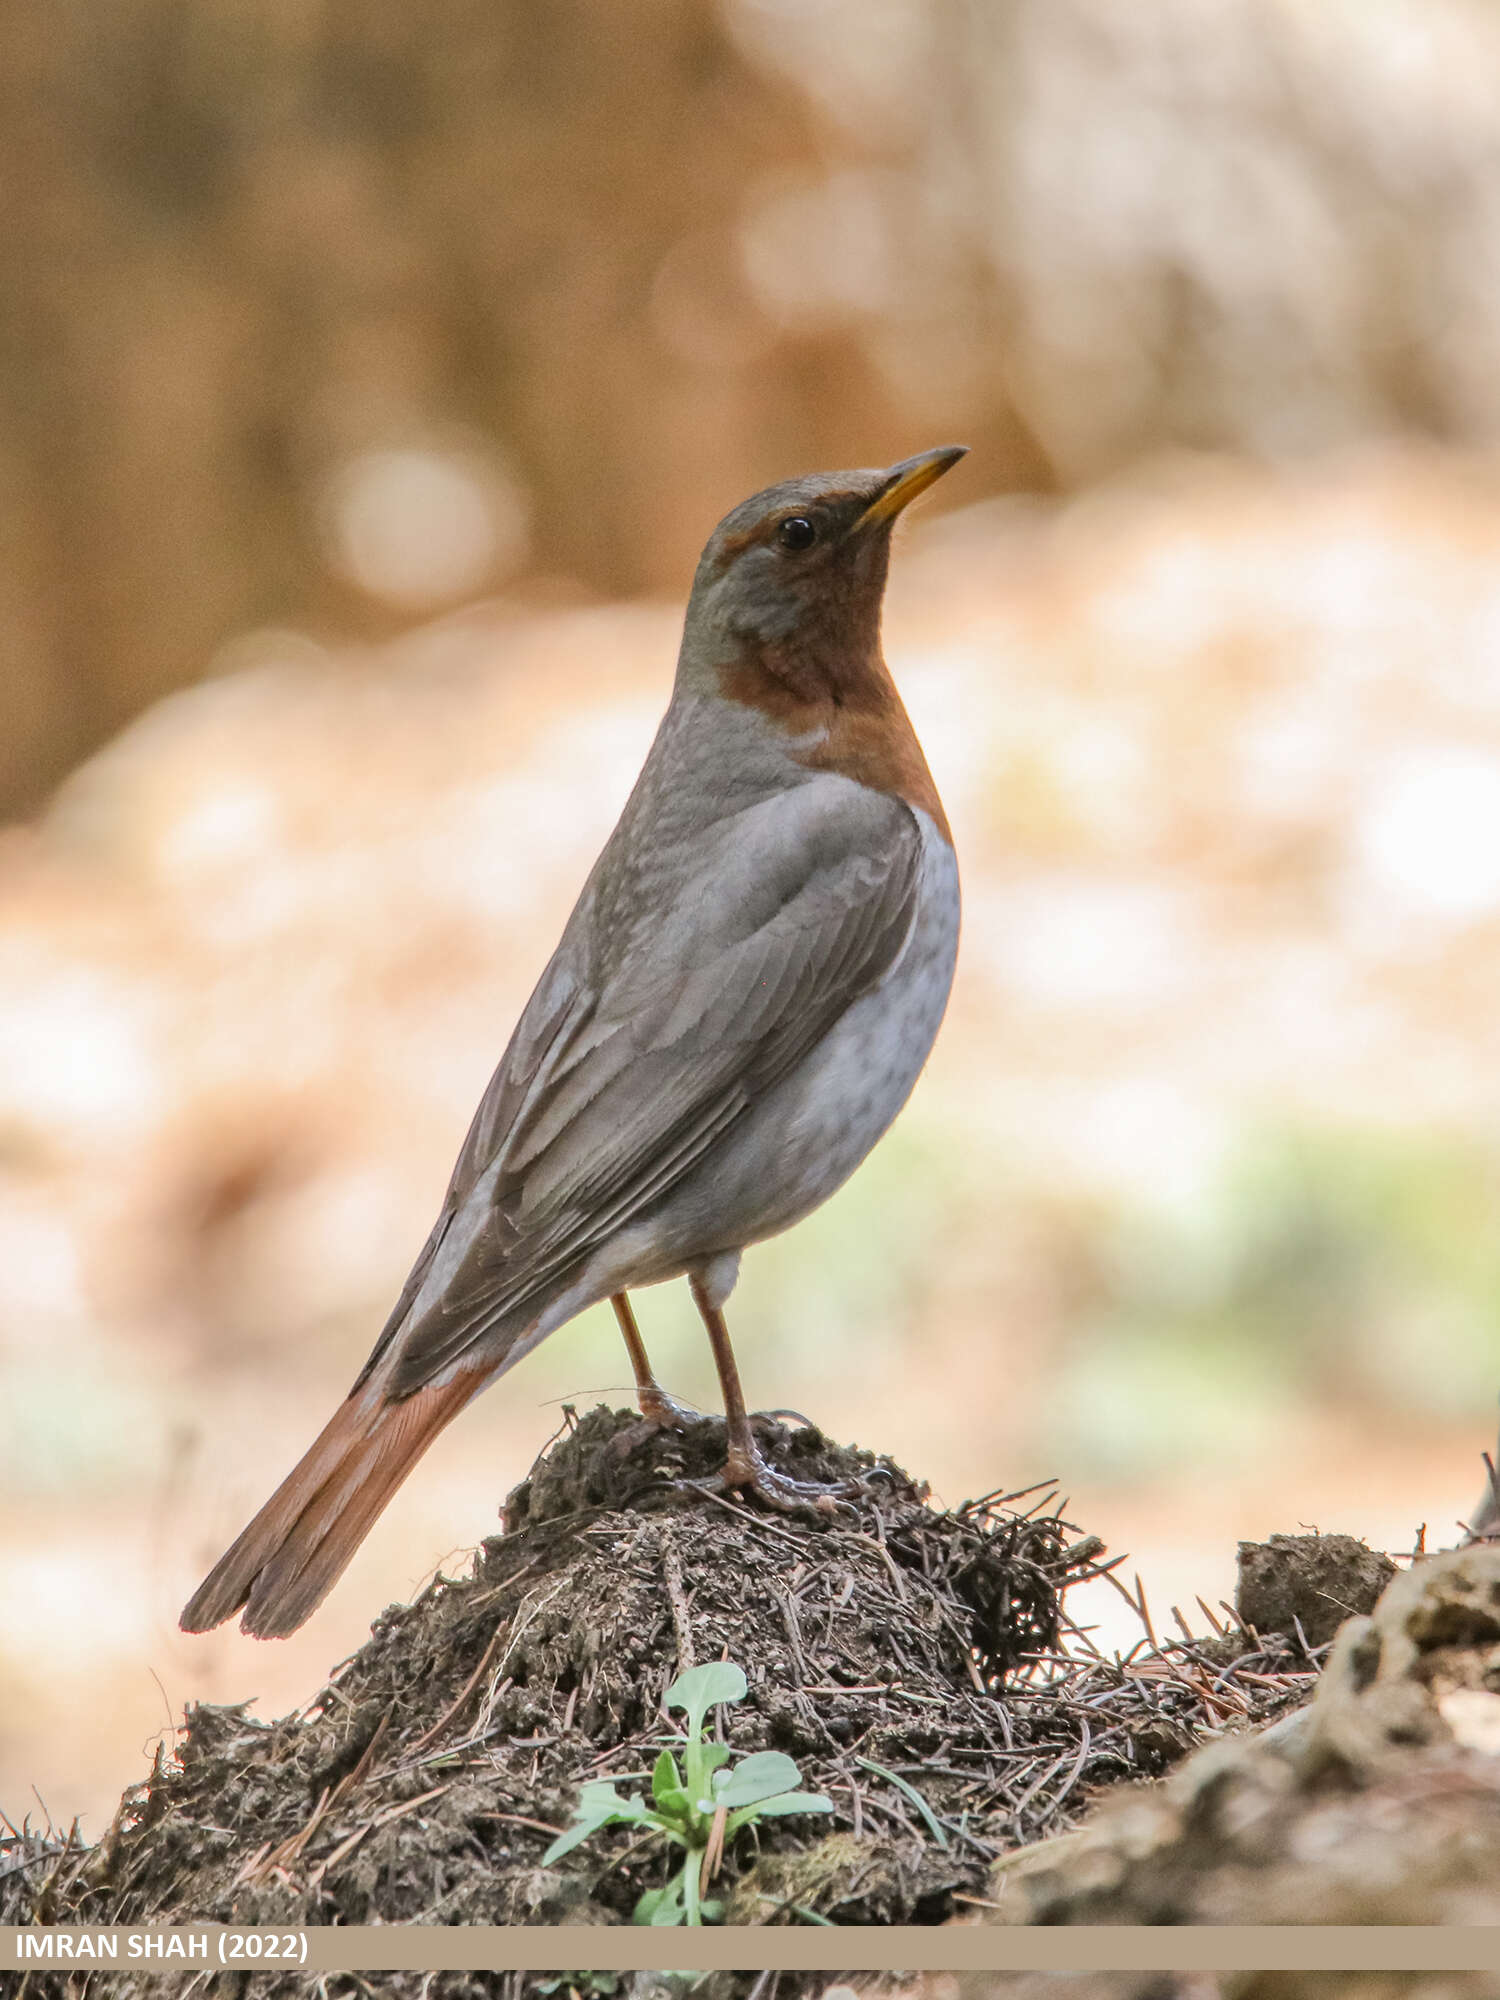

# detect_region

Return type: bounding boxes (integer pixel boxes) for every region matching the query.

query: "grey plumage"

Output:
[369,716,925,1395]
[181,445,966,1638]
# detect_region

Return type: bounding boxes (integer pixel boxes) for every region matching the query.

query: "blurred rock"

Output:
[991,1543,1500,1925]
[1236,1532,1397,1652]
[960,1975,1499,2000]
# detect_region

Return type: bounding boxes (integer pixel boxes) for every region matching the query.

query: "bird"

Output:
[181,444,966,1639]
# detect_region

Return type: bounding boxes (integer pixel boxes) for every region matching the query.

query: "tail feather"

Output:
[180,1368,484,1640]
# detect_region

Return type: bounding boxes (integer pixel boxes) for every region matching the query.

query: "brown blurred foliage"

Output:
[0,0,1037,816]
[12,0,1500,815]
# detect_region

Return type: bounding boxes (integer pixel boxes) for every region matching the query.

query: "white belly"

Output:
[647,805,960,1258]
[511,806,959,1357]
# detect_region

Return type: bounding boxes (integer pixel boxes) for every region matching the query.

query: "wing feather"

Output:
[378,780,924,1395]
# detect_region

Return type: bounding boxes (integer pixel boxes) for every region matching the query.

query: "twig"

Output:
[306,1784,454,1889]
[1037,1718,1092,1827]
[699,1802,729,1897]
[469,1811,568,1838]
[1008,1752,1067,1822]
[687,1485,811,1547]
[1101,1564,1158,1648]
[663,1533,696,1673]
[410,1625,505,1757]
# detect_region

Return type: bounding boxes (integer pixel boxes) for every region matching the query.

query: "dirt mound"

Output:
[990,1540,1500,1929]
[4,1408,1338,1995]
[5,1409,1108,1943]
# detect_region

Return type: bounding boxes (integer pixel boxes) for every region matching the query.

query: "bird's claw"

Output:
[636,1385,701,1432]
[607,1388,706,1461]
[681,1437,860,1518]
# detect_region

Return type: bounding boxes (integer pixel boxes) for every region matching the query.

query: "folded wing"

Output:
[369,779,924,1395]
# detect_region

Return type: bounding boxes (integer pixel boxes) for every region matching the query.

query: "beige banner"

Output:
[4,1928,1500,1973]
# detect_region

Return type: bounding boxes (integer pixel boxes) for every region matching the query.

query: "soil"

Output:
[0,1413,1086,1944]
[1234,1532,1397,1651]
[2,1410,1400,1998]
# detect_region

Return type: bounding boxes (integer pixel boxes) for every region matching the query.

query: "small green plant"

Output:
[542,1659,832,1925]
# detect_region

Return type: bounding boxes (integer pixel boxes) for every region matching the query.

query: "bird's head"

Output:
[678,446,967,709]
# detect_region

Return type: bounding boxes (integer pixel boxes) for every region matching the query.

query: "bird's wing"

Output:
[369,779,925,1395]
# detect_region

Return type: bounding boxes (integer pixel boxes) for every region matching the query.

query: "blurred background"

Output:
[6,0,1500,1834]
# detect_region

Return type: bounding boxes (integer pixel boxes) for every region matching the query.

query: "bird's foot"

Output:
[607,1386,706,1461]
[636,1383,700,1432]
[686,1429,860,1518]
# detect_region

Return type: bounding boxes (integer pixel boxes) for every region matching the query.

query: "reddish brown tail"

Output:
[180,1367,485,1640]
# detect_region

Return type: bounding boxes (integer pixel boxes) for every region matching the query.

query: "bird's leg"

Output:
[686,1274,852,1514]
[611,1291,696,1430]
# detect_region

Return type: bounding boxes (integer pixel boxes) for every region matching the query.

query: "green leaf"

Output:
[641,1811,691,1846]
[665,1661,747,1736]
[651,1749,687,1812]
[636,1869,690,1927]
[681,1845,703,1928]
[855,1757,950,1849]
[742,1790,833,1817]
[541,1782,653,1863]
[633,1885,674,1926]
[684,1737,731,1812]
[542,1804,643,1866]
[575,1780,633,1815]
[725,1791,832,1837]
[711,1751,804,1809]
[541,1820,602,1865]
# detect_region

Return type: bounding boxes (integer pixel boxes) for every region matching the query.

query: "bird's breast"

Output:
[772,805,959,1184]
[673,804,959,1252]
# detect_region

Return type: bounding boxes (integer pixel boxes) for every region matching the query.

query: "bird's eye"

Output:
[776,515,817,552]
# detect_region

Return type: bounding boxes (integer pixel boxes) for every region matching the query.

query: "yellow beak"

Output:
[855,444,969,530]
